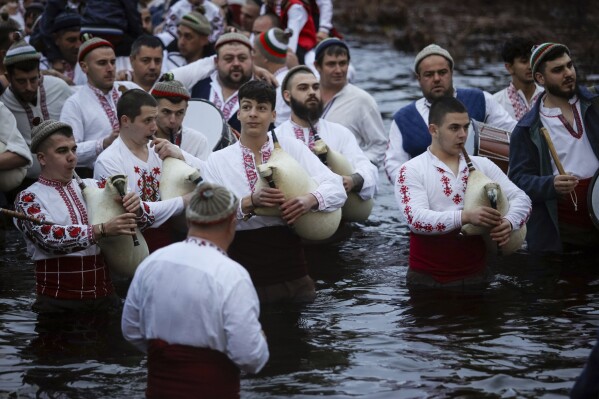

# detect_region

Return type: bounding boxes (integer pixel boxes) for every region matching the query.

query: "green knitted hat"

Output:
[178,9,212,37]
[254,28,291,64]
[30,120,73,153]
[151,73,191,101]
[186,182,239,225]
[530,42,570,80]
[3,36,40,67]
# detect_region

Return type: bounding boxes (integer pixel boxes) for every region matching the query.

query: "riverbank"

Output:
[334,0,599,78]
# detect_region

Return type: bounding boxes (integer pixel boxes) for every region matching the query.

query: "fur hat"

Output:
[30,120,73,153]
[78,35,113,62]
[413,44,454,73]
[254,28,291,64]
[186,182,239,225]
[178,9,211,37]
[530,42,570,79]
[215,32,252,52]
[3,34,40,66]
[151,73,191,101]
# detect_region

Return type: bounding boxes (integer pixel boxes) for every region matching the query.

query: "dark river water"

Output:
[2,38,599,398]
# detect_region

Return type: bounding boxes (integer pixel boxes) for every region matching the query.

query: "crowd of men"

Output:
[0,0,598,396]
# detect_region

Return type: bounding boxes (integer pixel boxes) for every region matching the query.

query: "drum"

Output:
[471,121,511,173]
[183,98,237,151]
[588,169,599,230]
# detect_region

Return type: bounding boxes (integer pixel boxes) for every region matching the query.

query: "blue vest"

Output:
[191,77,242,133]
[394,88,486,158]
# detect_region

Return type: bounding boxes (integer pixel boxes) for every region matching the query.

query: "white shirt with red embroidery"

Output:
[13,177,155,261]
[122,237,269,374]
[493,82,544,121]
[275,118,378,200]
[539,95,599,179]
[93,137,203,225]
[395,149,531,235]
[60,81,141,169]
[202,132,347,231]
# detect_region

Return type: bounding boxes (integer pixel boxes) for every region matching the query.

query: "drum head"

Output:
[588,169,599,230]
[183,99,235,151]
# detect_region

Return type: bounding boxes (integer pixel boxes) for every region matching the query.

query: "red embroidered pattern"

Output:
[436,222,446,231]
[186,236,227,256]
[134,166,161,202]
[557,102,584,139]
[293,125,315,150]
[212,90,239,122]
[452,194,462,205]
[440,175,452,197]
[16,75,50,129]
[88,83,121,132]
[507,83,542,120]
[241,141,272,192]
[38,177,88,225]
[397,166,407,185]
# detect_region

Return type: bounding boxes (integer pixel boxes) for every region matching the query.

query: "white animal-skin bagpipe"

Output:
[75,173,149,277]
[253,130,342,241]
[460,148,527,256]
[308,123,374,223]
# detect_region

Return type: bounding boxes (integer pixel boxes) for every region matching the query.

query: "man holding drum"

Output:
[202,80,346,304]
[509,43,599,253]
[384,44,517,183]
[396,97,530,288]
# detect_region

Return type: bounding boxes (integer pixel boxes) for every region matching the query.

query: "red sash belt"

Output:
[147,339,240,399]
[143,222,175,253]
[409,231,486,283]
[34,255,113,300]
[557,177,594,229]
[228,226,308,286]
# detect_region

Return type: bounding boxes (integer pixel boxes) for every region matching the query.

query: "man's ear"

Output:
[428,123,437,137]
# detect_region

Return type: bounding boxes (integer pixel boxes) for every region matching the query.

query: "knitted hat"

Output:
[178,9,211,37]
[30,120,73,153]
[530,42,570,78]
[3,36,40,66]
[215,32,252,52]
[78,35,113,62]
[314,37,350,62]
[254,28,291,64]
[52,10,81,33]
[151,73,190,101]
[186,182,239,225]
[413,44,454,73]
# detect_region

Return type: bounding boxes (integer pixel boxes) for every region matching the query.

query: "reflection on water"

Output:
[2,38,599,398]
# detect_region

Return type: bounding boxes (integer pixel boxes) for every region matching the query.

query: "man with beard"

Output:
[509,43,599,253]
[384,44,516,183]
[275,65,377,201]
[493,37,544,121]
[48,10,84,85]
[185,32,254,133]
[127,35,164,92]
[60,36,140,174]
[150,74,211,160]
[1,37,74,179]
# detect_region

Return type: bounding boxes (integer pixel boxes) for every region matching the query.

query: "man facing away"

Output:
[202,80,346,304]
[122,182,269,399]
[509,43,599,253]
[396,96,530,288]
[314,38,387,167]
[60,36,140,173]
[384,44,517,183]
[493,37,544,121]
[275,65,378,203]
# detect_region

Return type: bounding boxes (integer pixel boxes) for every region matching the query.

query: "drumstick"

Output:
[0,207,54,225]
[110,175,141,247]
[540,127,567,175]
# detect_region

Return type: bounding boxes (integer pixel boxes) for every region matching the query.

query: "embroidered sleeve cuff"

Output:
[88,224,97,244]
[95,139,104,155]
[311,191,325,211]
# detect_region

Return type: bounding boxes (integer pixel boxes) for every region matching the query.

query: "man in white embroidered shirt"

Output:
[60,36,139,175]
[395,97,530,288]
[122,183,269,398]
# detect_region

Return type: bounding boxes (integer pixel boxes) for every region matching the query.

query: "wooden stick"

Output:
[540,127,567,175]
[0,207,54,225]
